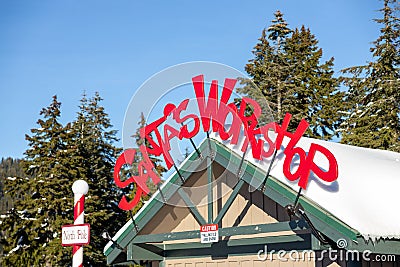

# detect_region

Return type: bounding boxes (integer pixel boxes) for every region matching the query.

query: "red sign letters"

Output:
[114,75,338,210]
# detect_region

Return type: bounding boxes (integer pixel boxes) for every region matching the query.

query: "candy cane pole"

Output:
[72,180,89,267]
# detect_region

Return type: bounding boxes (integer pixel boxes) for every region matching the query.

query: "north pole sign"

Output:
[61,223,90,246]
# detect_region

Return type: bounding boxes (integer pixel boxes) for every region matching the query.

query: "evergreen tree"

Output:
[0,158,26,213]
[1,96,74,266]
[241,11,342,139]
[0,158,26,259]
[284,26,343,139]
[68,92,124,266]
[0,157,25,178]
[240,10,292,123]
[1,93,125,266]
[132,112,167,176]
[340,0,400,151]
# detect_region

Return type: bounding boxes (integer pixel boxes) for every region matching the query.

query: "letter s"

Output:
[113,149,144,211]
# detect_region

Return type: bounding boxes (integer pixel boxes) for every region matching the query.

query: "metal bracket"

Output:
[129,210,140,232]
[258,149,278,192]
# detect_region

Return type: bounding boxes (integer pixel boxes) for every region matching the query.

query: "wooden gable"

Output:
[104,139,399,266]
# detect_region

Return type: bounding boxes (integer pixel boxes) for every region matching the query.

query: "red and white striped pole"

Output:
[72,180,89,267]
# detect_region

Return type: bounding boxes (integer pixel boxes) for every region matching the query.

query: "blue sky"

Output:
[0,0,382,158]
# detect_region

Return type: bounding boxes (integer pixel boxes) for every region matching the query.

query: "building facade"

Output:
[104,137,400,266]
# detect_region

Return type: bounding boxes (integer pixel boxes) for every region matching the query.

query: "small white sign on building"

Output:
[200,224,219,243]
[61,223,90,246]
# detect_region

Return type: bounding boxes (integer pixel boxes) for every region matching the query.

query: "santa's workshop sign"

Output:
[113,73,338,211]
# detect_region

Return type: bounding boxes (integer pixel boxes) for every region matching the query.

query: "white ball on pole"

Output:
[72,180,89,195]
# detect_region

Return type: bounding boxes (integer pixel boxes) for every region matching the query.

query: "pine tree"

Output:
[133,112,167,176]
[1,93,126,266]
[0,158,27,259]
[340,0,400,151]
[1,96,74,266]
[0,158,26,213]
[241,11,342,139]
[284,26,343,139]
[0,157,25,178]
[239,10,292,123]
[68,92,124,266]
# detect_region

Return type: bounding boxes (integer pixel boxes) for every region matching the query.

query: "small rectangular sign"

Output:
[61,223,90,246]
[200,224,218,243]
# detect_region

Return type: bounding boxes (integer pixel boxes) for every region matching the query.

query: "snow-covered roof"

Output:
[219,133,400,241]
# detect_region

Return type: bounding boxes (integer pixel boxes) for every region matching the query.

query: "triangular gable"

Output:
[128,161,293,235]
[104,138,399,264]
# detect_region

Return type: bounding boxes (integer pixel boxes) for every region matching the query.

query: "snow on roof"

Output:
[217,133,400,241]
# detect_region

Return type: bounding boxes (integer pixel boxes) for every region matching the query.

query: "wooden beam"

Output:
[213,179,245,224]
[127,243,163,261]
[177,188,207,226]
[207,155,213,223]
[130,220,309,244]
[149,233,310,259]
[106,247,125,265]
